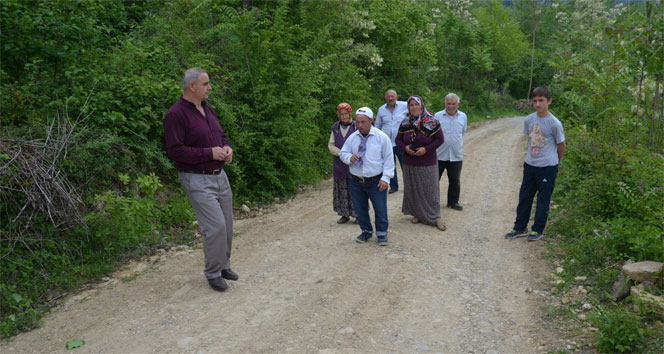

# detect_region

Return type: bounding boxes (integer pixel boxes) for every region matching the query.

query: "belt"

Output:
[351,174,382,183]
[180,168,223,175]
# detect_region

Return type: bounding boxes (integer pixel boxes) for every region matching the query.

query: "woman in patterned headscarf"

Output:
[328,102,357,224]
[395,95,447,231]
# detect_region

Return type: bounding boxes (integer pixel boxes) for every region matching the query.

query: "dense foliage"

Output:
[1,0,662,350]
[542,1,664,351]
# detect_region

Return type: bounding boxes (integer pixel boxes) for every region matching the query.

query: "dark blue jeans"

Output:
[349,178,389,237]
[437,160,463,205]
[389,146,404,190]
[514,162,559,234]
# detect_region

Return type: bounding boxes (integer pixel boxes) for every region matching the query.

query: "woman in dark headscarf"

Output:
[395,95,446,231]
[328,102,357,224]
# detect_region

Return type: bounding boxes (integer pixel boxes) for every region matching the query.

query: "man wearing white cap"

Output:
[340,107,394,245]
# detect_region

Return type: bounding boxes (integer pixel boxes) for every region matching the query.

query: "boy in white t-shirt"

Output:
[505,86,566,241]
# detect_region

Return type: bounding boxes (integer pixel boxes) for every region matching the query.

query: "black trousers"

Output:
[437,160,462,205]
[514,162,558,234]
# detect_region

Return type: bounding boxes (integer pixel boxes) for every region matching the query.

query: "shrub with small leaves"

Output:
[590,306,647,353]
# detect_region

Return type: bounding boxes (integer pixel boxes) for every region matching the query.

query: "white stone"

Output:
[622,261,664,283]
[556,267,564,274]
[241,204,250,213]
[574,276,587,282]
[338,327,355,335]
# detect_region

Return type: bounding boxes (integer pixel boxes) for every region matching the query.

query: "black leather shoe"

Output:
[388,188,398,194]
[448,202,463,211]
[222,269,239,281]
[208,276,229,292]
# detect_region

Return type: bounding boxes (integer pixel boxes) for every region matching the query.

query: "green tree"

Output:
[474,0,529,96]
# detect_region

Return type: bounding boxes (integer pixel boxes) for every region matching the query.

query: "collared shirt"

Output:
[164,96,230,172]
[435,109,467,161]
[339,126,395,184]
[375,101,409,147]
[524,112,565,167]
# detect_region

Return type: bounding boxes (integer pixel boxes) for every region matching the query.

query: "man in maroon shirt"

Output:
[164,67,238,292]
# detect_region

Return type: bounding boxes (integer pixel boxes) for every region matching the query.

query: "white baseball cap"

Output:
[355,107,374,119]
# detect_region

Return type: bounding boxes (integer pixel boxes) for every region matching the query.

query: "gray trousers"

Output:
[178,170,233,279]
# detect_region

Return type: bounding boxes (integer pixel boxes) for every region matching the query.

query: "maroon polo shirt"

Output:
[163,96,230,172]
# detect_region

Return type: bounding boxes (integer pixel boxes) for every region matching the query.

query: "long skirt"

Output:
[333,178,356,217]
[402,164,441,225]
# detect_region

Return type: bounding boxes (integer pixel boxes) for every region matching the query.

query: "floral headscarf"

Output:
[336,102,352,118]
[399,95,440,137]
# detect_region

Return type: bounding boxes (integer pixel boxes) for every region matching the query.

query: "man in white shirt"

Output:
[435,93,468,211]
[375,89,409,194]
[340,107,395,245]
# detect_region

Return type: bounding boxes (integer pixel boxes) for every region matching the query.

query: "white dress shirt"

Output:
[375,101,409,147]
[435,109,468,161]
[340,126,395,184]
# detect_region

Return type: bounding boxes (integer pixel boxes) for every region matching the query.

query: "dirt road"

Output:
[3,116,557,353]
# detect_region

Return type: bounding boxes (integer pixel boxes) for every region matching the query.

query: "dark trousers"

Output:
[349,177,389,237]
[437,160,463,205]
[514,162,559,234]
[389,146,403,190]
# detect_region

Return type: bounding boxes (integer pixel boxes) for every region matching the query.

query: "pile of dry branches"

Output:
[0,110,85,250]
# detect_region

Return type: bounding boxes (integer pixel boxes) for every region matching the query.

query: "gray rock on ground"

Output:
[610,273,632,301]
[622,261,663,283]
[631,284,664,315]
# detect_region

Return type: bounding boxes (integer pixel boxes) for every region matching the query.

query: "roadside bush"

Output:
[0,172,195,338]
[590,306,648,353]
[544,3,664,352]
[552,124,664,264]
[0,284,41,338]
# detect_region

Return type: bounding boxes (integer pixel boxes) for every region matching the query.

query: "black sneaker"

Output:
[355,232,372,243]
[505,228,528,239]
[377,235,388,246]
[527,231,544,242]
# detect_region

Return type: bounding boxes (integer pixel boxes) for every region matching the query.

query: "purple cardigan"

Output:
[163,97,230,171]
[395,129,444,167]
[331,121,356,179]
